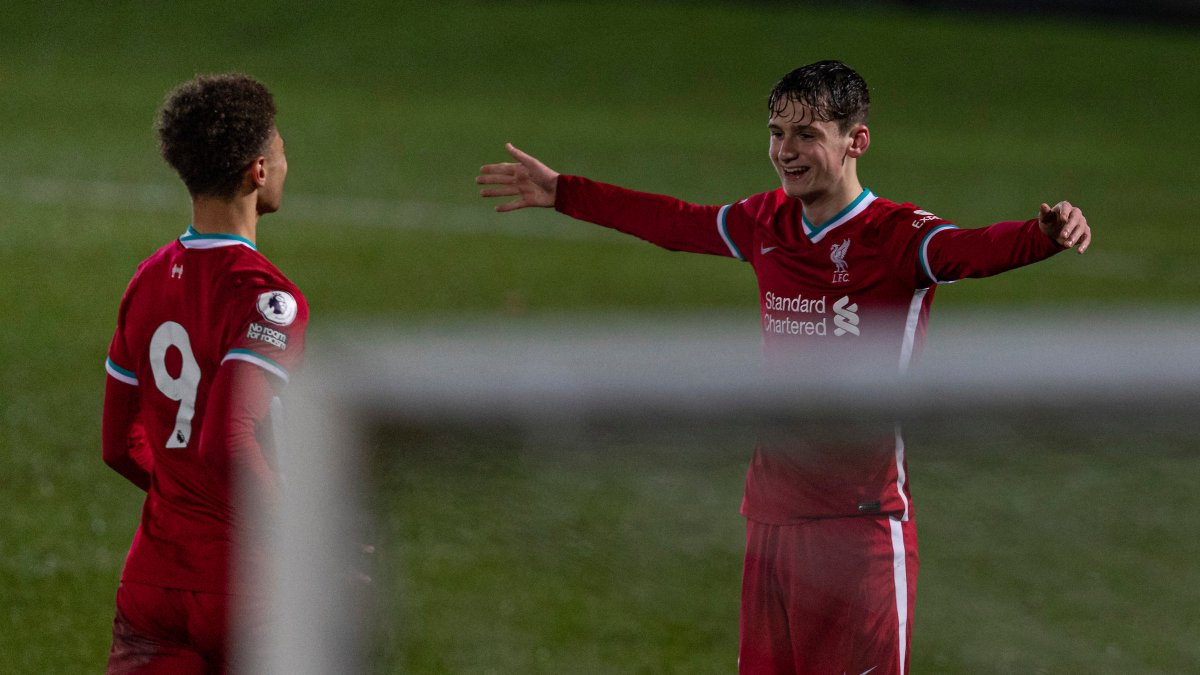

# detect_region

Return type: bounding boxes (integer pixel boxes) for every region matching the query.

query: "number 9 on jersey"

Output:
[149,321,201,448]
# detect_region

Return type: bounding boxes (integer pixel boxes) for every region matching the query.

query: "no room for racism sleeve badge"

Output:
[257,290,298,327]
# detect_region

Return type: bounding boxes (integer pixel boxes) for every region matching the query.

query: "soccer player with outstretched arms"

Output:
[102,74,306,674]
[477,60,1091,675]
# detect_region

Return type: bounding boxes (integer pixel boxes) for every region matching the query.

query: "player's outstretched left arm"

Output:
[921,199,1093,284]
[1038,200,1092,254]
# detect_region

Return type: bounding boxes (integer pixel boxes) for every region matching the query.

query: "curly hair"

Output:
[768,60,869,133]
[156,73,276,198]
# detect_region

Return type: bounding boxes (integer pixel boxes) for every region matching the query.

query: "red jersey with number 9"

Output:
[105,227,307,593]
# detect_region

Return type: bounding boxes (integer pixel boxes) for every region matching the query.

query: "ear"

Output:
[846,124,870,158]
[247,155,268,189]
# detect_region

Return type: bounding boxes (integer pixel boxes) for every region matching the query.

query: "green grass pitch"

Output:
[1,1,1198,672]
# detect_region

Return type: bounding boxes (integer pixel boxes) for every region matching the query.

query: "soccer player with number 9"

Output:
[101,74,307,674]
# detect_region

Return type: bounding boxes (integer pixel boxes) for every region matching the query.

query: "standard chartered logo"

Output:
[833,295,860,337]
[762,292,860,338]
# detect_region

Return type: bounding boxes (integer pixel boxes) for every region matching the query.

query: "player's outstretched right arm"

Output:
[476,143,559,212]
[476,143,756,260]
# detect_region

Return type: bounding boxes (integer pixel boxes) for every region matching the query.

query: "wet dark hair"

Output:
[156,73,276,198]
[768,60,869,133]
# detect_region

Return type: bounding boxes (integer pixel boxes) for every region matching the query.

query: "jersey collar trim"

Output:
[179,226,257,251]
[802,188,876,244]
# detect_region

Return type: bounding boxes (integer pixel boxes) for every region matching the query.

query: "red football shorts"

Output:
[106,581,232,675]
[739,515,918,675]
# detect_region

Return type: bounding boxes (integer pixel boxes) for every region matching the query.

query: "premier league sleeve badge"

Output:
[256,290,298,326]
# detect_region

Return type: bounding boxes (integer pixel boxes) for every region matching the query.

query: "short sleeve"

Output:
[105,273,141,386]
[222,282,309,384]
[881,204,958,288]
[720,190,786,263]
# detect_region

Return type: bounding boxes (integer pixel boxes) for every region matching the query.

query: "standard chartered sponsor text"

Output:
[763,292,829,336]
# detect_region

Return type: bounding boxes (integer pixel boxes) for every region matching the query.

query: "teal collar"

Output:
[179,225,257,250]
[801,188,876,243]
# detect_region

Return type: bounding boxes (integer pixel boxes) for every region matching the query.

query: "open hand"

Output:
[476,143,560,212]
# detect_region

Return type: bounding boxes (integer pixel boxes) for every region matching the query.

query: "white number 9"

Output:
[149,321,201,448]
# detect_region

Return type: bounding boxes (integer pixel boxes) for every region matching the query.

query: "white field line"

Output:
[4,175,1149,281]
[7,175,627,243]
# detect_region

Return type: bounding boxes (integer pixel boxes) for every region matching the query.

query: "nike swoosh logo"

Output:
[859,667,878,675]
[760,245,777,254]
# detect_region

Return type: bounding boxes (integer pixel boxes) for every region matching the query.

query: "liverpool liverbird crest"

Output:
[830,239,850,273]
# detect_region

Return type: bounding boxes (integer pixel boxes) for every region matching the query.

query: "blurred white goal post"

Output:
[247,308,1200,674]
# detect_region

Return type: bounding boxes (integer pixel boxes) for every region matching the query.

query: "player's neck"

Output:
[801,177,864,227]
[190,194,259,245]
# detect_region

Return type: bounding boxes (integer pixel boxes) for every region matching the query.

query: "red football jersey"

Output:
[105,227,308,593]
[556,175,1061,521]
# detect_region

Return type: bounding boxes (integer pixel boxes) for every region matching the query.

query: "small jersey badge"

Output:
[830,238,851,283]
[257,290,297,326]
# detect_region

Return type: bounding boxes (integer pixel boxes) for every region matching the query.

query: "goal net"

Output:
[245,309,1200,674]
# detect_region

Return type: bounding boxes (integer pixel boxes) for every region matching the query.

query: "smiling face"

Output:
[768,97,868,204]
